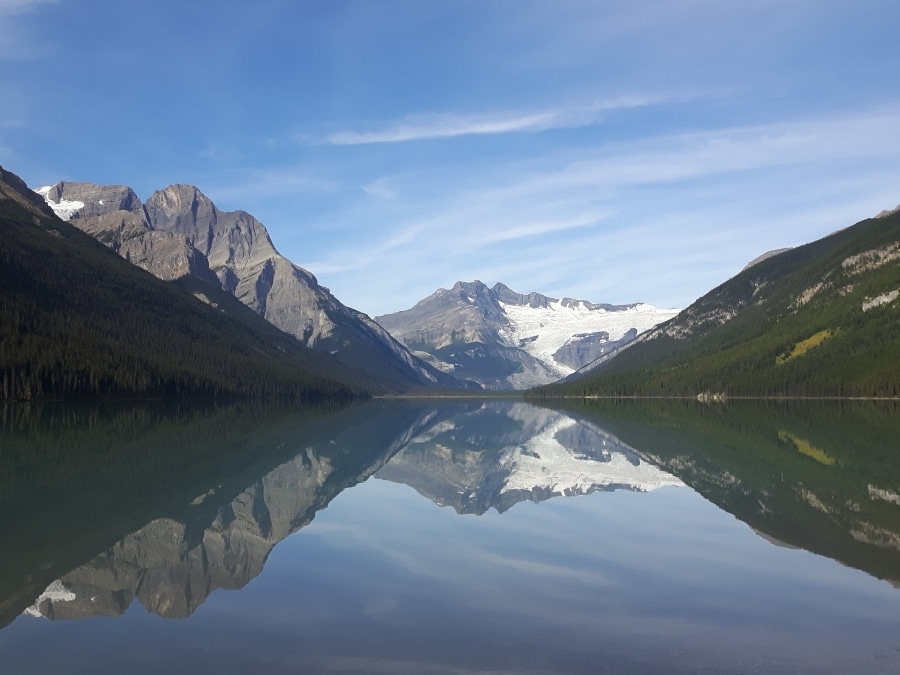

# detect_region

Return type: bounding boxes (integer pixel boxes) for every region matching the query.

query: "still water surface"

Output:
[1,399,899,673]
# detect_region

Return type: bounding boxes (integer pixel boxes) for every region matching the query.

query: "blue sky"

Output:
[3,0,900,315]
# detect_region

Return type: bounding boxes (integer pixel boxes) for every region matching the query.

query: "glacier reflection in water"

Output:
[1,399,900,674]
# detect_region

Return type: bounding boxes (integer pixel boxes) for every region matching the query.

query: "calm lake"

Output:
[1,398,899,673]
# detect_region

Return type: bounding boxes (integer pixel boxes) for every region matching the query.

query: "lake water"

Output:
[1,399,899,673]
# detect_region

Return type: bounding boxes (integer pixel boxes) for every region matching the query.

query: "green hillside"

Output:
[0,166,373,400]
[536,209,900,398]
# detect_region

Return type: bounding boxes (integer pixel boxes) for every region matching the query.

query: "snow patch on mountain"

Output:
[23,580,77,619]
[34,185,84,220]
[501,300,680,376]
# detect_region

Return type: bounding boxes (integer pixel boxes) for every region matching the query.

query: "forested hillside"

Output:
[0,166,371,400]
[536,209,900,398]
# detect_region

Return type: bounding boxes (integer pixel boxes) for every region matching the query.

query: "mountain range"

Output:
[539,207,900,397]
[377,280,678,390]
[6,155,899,399]
[34,180,462,393]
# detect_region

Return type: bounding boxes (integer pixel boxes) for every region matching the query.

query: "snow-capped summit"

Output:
[376,281,679,390]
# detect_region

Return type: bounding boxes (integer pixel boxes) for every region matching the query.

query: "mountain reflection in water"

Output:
[1,398,899,674]
[376,402,682,514]
[5,400,679,623]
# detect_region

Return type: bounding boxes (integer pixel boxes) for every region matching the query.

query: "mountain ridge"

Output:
[37,181,466,392]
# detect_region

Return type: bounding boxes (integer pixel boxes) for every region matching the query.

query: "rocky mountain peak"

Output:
[449,280,508,323]
[145,184,279,269]
[145,184,217,232]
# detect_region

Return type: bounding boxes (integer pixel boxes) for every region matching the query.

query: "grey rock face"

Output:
[378,280,510,349]
[493,282,555,309]
[37,182,214,283]
[376,280,552,389]
[36,181,456,390]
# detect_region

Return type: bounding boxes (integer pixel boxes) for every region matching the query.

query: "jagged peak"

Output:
[146,184,214,215]
[492,282,556,308]
[451,279,490,293]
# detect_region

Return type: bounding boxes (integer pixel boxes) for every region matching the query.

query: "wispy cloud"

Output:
[362,178,397,200]
[280,107,900,316]
[326,95,670,145]
[302,224,426,275]
[207,168,336,203]
[471,212,609,245]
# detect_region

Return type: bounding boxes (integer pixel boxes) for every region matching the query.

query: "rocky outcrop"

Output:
[37,182,143,219]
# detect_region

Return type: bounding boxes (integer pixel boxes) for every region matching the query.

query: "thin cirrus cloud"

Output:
[325,96,670,146]
[302,224,426,275]
[470,212,609,246]
[286,106,900,316]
